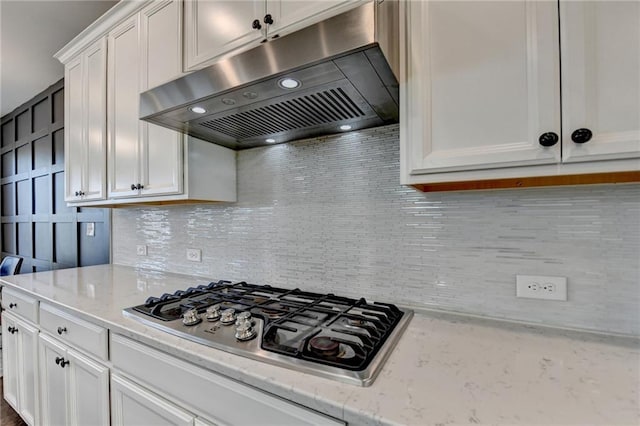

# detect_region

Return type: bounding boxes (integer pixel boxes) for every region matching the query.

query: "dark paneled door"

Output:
[0,79,110,273]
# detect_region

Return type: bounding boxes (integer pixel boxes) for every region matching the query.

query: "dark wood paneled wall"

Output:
[0,79,110,273]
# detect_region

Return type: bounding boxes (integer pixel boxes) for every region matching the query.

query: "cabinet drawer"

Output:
[40,303,108,361]
[2,288,39,324]
[111,334,344,426]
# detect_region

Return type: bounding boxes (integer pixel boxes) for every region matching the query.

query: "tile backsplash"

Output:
[112,124,640,336]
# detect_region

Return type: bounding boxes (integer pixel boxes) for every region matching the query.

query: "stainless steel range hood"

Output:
[140,1,399,150]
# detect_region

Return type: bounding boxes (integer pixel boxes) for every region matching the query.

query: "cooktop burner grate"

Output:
[125,280,412,386]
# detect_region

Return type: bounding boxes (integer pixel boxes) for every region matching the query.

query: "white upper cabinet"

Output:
[107,3,182,199]
[140,0,184,197]
[267,1,366,40]
[105,0,236,203]
[561,0,640,163]
[401,0,640,188]
[141,0,184,90]
[108,15,141,199]
[184,0,366,71]
[402,0,561,175]
[56,0,236,206]
[184,0,265,71]
[64,37,107,202]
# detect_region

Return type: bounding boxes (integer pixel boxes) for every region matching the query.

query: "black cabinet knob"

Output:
[131,184,137,191]
[538,132,559,147]
[136,183,144,190]
[264,14,273,25]
[57,326,67,335]
[571,128,592,144]
[9,303,17,309]
[55,357,69,368]
[75,191,79,196]
[8,327,17,334]
[252,19,262,30]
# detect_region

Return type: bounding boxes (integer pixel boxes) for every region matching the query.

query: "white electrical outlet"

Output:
[86,222,95,237]
[186,248,202,262]
[516,275,567,301]
[136,245,147,256]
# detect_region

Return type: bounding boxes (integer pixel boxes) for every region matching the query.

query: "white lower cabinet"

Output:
[110,334,344,426]
[39,333,110,426]
[1,312,39,426]
[111,374,195,426]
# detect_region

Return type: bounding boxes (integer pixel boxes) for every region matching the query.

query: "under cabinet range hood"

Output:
[140,1,399,150]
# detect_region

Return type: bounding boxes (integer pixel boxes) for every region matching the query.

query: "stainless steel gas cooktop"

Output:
[123,280,413,386]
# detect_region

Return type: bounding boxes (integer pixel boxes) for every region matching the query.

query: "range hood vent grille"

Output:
[198,88,366,141]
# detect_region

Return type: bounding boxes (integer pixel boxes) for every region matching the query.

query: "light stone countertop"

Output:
[1,264,638,425]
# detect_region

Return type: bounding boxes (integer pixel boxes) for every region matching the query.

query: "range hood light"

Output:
[339,125,352,131]
[190,106,207,114]
[265,138,276,143]
[278,78,301,90]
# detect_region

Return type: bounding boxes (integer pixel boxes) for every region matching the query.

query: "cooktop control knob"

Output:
[182,309,202,326]
[235,311,252,327]
[206,304,221,322]
[220,308,236,325]
[235,322,256,341]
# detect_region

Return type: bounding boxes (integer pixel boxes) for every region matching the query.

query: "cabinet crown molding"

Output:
[54,0,150,64]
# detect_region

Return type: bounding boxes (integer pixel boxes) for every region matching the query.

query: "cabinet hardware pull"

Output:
[7,326,17,334]
[55,357,69,368]
[252,19,262,30]
[57,326,67,335]
[538,132,559,147]
[75,191,79,196]
[131,184,137,191]
[136,183,144,190]
[264,14,273,25]
[571,128,592,144]
[9,303,17,308]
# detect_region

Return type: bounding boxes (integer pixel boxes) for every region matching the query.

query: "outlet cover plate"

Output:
[516,275,567,301]
[187,248,202,262]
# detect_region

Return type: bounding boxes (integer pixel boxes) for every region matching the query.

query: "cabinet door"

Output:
[401,0,561,175]
[39,334,69,426]
[140,0,183,197]
[2,313,19,411]
[64,55,85,202]
[268,0,364,38]
[108,15,141,199]
[67,348,110,426]
[16,319,39,426]
[184,0,265,71]
[82,38,107,201]
[561,1,640,163]
[111,374,195,426]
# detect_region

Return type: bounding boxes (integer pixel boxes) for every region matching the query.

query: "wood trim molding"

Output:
[411,171,640,192]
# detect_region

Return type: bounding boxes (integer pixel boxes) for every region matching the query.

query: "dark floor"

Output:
[0,378,27,426]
